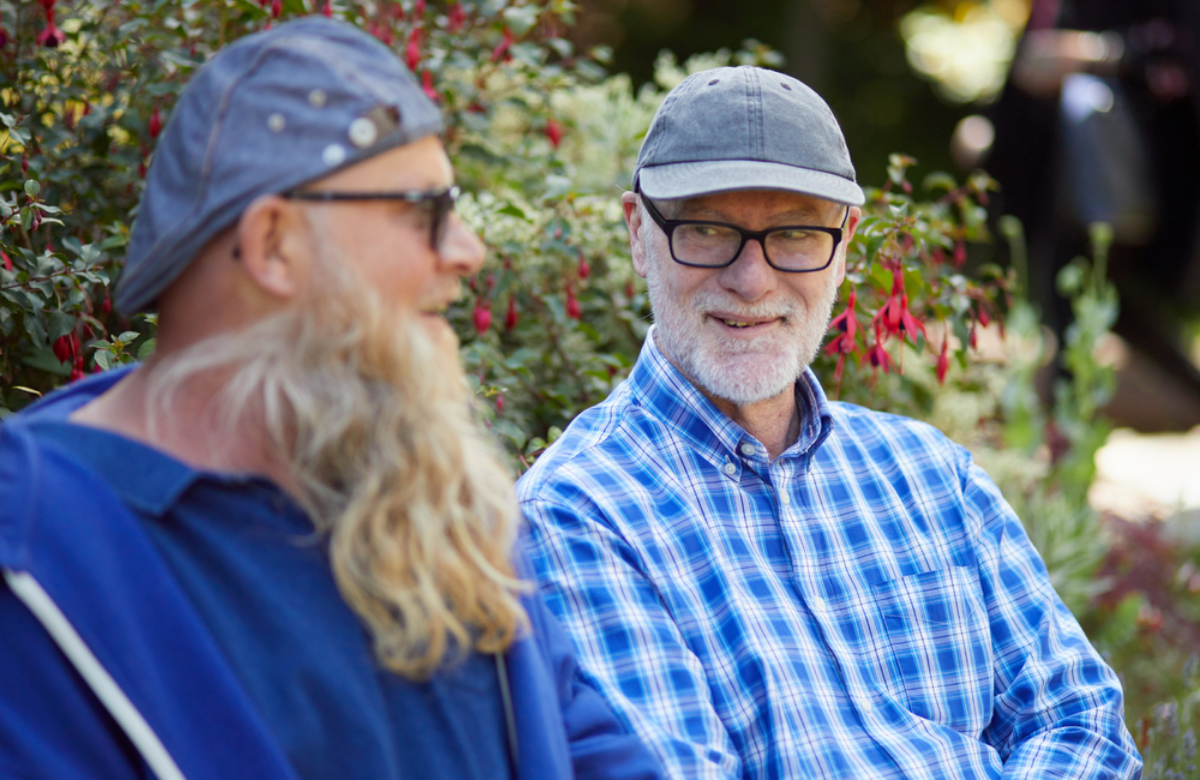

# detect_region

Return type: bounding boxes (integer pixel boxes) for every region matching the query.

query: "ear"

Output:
[234,194,315,301]
[622,191,650,279]
[832,205,862,288]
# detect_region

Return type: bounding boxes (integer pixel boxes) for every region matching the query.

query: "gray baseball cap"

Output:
[117,16,443,314]
[633,66,864,206]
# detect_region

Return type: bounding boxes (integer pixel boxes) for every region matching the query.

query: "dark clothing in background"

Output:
[987,0,1200,399]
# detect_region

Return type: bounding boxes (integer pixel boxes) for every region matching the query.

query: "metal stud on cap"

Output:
[348,117,378,148]
[322,143,346,167]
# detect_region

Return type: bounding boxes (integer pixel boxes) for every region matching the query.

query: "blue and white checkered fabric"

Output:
[518,328,1140,780]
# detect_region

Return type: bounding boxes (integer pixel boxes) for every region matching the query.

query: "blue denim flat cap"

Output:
[117,16,443,314]
[634,66,865,206]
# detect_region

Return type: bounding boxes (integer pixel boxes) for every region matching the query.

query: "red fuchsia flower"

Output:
[565,285,581,320]
[624,281,635,299]
[577,253,590,280]
[405,27,421,71]
[0,22,9,48]
[271,0,282,19]
[486,272,495,291]
[1,249,12,273]
[472,301,492,334]
[828,287,861,343]
[495,393,505,413]
[37,5,67,48]
[370,22,394,46]
[491,27,514,62]
[931,246,945,265]
[148,107,163,140]
[101,296,112,316]
[414,0,426,15]
[545,119,564,149]
[321,0,333,17]
[865,333,894,378]
[968,323,978,350]
[505,296,518,330]
[953,240,966,267]
[420,71,438,102]
[871,270,925,346]
[936,334,950,385]
[52,335,72,364]
[69,367,85,382]
[92,363,103,374]
[977,302,991,328]
[447,2,467,32]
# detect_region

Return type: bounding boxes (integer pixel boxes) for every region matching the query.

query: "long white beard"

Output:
[645,256,839,405]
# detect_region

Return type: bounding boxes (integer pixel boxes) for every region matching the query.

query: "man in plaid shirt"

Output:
[517,65,1141,780]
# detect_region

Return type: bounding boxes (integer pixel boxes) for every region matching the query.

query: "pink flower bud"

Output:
[148,107,162,140]
[473,302,492,334]
[505,296,518,330]
[577,254,590,280]
[545,119,564,149]
[565,287,581,320]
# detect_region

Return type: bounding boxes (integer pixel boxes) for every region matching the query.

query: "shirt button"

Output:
[780,493,791,506]
[722,462,737,476]
[810,597,827,615]
[740,442,756,457]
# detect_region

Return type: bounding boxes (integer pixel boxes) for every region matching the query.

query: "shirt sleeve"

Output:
[524,593,666,780]
[522,497,743,780]
[961,449,1142,779]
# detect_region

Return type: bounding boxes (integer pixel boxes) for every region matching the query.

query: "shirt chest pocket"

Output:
[868,566,994,736]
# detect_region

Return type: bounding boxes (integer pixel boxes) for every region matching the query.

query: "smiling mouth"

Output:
[714,316,783,329]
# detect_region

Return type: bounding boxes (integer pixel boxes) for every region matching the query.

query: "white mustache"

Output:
[691,292,797,321]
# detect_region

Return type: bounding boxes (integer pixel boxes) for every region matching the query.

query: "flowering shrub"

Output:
[0,0,1003,448]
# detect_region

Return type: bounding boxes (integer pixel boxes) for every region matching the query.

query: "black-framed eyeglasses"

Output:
[640,194,847,273]
[283,185,461,251]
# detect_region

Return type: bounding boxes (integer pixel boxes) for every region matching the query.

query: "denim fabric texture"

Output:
[118,17,442,314]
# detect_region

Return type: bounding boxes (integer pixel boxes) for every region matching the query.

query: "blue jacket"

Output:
[0,371,662,780]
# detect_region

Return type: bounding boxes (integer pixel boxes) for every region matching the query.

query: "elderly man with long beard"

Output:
[0,17,662,780]
[517,67,1141,780]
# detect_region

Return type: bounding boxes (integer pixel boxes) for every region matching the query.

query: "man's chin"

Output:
[685,352,803,406]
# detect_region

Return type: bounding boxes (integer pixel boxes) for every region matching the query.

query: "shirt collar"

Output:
[20,367,264,518]
[628,326,834,466]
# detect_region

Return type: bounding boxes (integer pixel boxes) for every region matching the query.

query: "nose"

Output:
[718,236,776,301]
[438,213,485,277]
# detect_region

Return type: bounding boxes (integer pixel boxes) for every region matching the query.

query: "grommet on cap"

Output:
[322,143,346,167]
[348,117,378,148]
[267,113,286,132]
[308,89,327,108]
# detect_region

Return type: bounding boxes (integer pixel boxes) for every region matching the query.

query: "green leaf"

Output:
[137,337,157,361]
[24,179,40,198]
[47,311,75,342]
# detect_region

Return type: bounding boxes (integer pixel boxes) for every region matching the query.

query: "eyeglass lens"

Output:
[671,224,835,271]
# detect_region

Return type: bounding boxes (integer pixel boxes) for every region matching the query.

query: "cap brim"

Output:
[637,160,865,206]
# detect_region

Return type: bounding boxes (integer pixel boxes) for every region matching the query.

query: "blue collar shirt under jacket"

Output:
[516,327,1141,780]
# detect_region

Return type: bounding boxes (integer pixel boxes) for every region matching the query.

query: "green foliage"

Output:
[1,0,1005,474]
[1141,654,1200,780]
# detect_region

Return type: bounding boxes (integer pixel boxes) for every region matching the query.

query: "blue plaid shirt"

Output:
[517,329,1140,780]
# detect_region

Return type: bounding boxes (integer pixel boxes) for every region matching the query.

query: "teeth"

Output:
[723,319,754,328]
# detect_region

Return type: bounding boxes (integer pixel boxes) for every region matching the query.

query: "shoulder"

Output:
[823,399,969,470]
[517,381,655,507]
